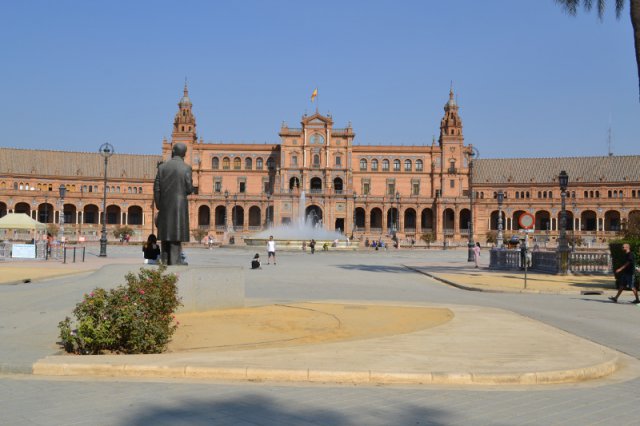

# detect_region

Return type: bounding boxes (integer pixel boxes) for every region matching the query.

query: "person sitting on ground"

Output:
[323,242,329,251]
[142,234,161,264]
[251,253,261,269]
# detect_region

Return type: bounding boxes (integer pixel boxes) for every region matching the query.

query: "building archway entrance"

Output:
[335,218,344,232]
[305,205,323,227]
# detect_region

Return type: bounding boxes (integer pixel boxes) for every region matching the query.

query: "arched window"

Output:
[404,159,412,171]
[256,158,263,170]
[267,157,275,169]
[313,154,320,167]
[212,157,219,169]
[393,159,401,171]
[371,159,379,171]
[222,157,230,170]
[382,159,390,171]
[245,157,252,170]
[233,158,241,170]
[416,160,423,171]
[360,159,367,171]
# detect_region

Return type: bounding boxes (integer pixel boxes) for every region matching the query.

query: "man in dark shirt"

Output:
[609,243,639,304]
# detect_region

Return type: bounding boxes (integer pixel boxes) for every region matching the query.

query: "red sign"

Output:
[518,213,535,229]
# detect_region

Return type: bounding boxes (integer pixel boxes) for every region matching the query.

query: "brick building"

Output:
[1,85,638,245]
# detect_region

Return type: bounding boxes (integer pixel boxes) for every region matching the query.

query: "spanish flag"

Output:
[311,88,318,102]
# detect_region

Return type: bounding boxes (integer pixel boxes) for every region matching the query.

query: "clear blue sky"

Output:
[0,0,637,158]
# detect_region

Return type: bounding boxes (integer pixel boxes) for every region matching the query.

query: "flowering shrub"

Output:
[59,266,181,354]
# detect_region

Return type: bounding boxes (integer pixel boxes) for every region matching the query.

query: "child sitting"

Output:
[251,253,261,269]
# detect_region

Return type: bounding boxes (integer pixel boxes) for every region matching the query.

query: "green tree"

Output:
[555,0,640,100]
[46,223,59,236]
[420,232,435,248]
[191,228,208,243]
[113,225,134,241]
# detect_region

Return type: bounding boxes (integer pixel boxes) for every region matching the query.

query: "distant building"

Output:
[1,84,638,245]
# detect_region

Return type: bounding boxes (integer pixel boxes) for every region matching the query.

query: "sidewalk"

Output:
[7,255,638,387]
[406,263,616,294]
[33,301,637,386]
[0,256,141,285]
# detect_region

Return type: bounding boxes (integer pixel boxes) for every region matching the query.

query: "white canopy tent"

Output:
[0,213,47,240]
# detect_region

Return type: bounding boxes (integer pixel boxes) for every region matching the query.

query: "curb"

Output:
[31,356,619,386]
[405,266,615,295]
[0,362,33,375]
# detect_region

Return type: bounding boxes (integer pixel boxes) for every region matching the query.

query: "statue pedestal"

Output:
[167,266,245,312]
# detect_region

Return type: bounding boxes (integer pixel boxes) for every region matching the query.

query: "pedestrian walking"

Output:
[267,235,276,265]
[309,239,316,254]
[473,242,481,268]
[609,243,639,304]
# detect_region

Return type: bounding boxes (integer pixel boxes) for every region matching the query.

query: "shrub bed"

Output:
[59,266,181,354]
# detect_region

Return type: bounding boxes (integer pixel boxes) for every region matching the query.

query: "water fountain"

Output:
[244,191,354,249]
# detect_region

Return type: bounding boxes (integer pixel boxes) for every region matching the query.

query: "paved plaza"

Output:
[2,245,640,425]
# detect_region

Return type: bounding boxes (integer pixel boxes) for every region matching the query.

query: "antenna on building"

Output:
[607,114,613,157]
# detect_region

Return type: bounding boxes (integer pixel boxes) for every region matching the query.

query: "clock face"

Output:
[310,134,325,145]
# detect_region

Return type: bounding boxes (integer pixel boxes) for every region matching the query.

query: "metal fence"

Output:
[0,241,85,263]
[489,248,611,275]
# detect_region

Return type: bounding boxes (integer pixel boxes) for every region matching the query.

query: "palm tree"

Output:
[556,0,640,100]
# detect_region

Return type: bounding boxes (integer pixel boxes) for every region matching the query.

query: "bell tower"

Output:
[171,81,197,148]
[438,85,465,197]
[439,86,463,142]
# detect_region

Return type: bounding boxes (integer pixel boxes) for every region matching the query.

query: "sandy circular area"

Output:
[168,303,453,352]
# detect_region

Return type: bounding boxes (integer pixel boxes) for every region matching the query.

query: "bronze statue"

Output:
[153,142,193,265]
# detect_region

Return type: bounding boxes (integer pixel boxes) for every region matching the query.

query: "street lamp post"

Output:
[394,191,400,233]
[497,191,504,248]
[466,147,479,261]
[352,191,357,237]
[58,184,66,244]
[224,190,229,233]
[266,192,271,228]
[233,193,238,233]
[558,170,570,275]
[99,143,114,257]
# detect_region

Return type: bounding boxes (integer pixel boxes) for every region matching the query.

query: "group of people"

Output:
[251,235,278,269]
[301,239,317,254]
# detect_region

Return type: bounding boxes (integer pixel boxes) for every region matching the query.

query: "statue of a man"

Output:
[154,142,193,265]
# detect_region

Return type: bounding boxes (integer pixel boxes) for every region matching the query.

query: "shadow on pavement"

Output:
[334,264,414,273]
[120,394,460,426]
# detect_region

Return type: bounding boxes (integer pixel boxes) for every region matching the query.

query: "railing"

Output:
[489,249,522,270]
[248,226,262,231]
[443,229,455,237]
[62,246,86,263]
[334,190,343,194]
[570,252,611,274]
[404,228,416,234]
[531,251,558,274]
[309,189,323,194]
[369,227,383,233]
[490,248,612,275]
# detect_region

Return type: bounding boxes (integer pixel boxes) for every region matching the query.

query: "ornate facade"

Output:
[1,85,638,245]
